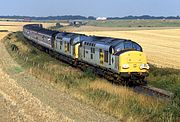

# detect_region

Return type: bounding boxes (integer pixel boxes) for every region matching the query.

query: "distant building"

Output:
[23,18,31,22]
[15,19,23,22]
[69,20,87,27]
[96,17,107,21]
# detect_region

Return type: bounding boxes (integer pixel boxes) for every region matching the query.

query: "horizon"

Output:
[1,15,180,18]
[0,0,180,17]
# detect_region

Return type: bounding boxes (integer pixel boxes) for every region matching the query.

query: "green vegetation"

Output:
[148,65,180,93]
[87,20,180,27]
[148,65,180,116]
[49,22,64,30]
[55,23,63,27]
[3,32,180,122]
[8,66,24,74]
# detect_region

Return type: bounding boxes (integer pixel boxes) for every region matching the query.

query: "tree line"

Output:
[0,15,180,20]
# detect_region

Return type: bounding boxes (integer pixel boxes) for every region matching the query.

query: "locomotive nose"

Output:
[119,51,149,73]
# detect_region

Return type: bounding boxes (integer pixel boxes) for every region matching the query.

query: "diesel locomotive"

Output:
[23,24,149,85]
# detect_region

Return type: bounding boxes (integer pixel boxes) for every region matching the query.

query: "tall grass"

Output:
[3,32,180,122]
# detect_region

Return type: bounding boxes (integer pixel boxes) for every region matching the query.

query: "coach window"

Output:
[104,51,108,63]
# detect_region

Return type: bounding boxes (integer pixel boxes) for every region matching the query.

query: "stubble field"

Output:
[0,21,56,42]
[76,28,180,69]
[0,21,55,33]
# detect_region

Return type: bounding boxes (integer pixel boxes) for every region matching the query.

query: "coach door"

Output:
[99,49,104,65]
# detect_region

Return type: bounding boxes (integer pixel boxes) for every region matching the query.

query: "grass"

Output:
[3,32,180,122]
[87,20,180,27]
[0,32,9,41]
[8,66,24,74]
[148,65,180,97]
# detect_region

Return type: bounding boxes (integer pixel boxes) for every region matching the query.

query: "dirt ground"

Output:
[0,22,119,122]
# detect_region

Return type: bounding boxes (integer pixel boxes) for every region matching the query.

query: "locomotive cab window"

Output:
[99,49,102,58]
[91,48,95,53]
[124,41,142,51]
[91,54,93,59]
[115,41,143,55]
[67,43,70,52]
[132,43,142,51]
[60,41,63,45]
[84,47,85,58]
[124,41,132,50]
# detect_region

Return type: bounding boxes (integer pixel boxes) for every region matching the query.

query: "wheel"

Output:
[139,78,147,86]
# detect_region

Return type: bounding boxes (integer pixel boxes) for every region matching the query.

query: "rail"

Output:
[134,85,174,100]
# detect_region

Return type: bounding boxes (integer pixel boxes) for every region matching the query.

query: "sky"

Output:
[0,0,179,17]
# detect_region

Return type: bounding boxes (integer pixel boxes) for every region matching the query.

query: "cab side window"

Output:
[99,49,102,58]
[60,41,62,49]
[104,51,108,63]
[67,43,70,52]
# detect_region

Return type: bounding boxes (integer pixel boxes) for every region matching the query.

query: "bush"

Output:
[83,68,96,80]
[56,23,63,28]
[29,49,38,55]
[11,44,19,51]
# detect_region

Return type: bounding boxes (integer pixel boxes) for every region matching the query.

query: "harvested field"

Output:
[0,21,55,33]
[77,29,180,69]
[0,21,120,121]
[0,21,55,42]
[0,32,9,40]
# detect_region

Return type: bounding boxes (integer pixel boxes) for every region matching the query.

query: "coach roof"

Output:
[24,24,59,36]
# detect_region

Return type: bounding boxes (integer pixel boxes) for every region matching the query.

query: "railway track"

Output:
[134,85,174,100]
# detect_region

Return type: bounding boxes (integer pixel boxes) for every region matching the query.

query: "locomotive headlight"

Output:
[140,64,150,70]
[146,64,150,69]
[122,64,130,69]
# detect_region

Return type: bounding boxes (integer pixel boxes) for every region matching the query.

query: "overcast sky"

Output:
[0,0,179,17]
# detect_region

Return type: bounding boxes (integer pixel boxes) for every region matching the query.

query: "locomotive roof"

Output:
[56,32,86,39]
[84,36,131,47]
[24,24,140,49]
[38,29,59,36]
[24,24,59,36]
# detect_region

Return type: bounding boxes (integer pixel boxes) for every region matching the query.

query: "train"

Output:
[23,24,149,85]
